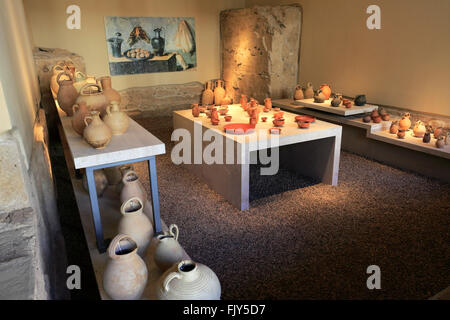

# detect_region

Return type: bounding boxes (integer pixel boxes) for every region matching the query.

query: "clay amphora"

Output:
[354,95,367,106]
[413,120,426,138]
[100,76,121,104]
[304,82,314,99]
[157,260,221,300]
[118,197,153,257]
[264,98,272,110]
[221,81,233,105]
[120,170,147,205]
[154,224,184,272]
[213,80,225,106]
[331,94,342,107]
[320,84,332,100]
[422,132,431,143]
[81,169,108,197]
[240,94,248,108]
[103,101,129,135]
[313,90,326,103]
[72,101,90,136]
[436,136,445,148]
[399,113,411,131]
[76,84,108,116]
[202,81,214,106]
[390,121,399,134]
[50,62,69,98]
[192,104,200,117]
[294,85,304,100]
[83,111,112,149]
[103,234,148,300]
[57,72,78,116]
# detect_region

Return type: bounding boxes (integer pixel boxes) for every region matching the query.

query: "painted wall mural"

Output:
[104,16,196,76]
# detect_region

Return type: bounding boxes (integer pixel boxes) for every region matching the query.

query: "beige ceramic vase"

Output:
[202,81,214,106]
[304,82,314,99]
[413,120,426,138]
[103,101,129,135]
[213,80,225,106]
[103,165,124,186]
[50,62,69,98]
[399,112,411,131]
[154,224,184,272]
[83,111,112,149]
[100,76,121,104]
[56,72,78,116]
[120,170,147,205]
[81,169,108,197]
[294,85,304,100]
[103,234,148,300]
[71,102,90,136]
[76,84,109,116]
[118,197,154,257]
[157,260,221,300]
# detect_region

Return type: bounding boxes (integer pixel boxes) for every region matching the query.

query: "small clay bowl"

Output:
[381,114,390,121]
[269,128,281,135]
[372,116,382,123]
[261,117,267,122]
[297,121,310,129]
[224,116,232,122]
[273,119,285,127]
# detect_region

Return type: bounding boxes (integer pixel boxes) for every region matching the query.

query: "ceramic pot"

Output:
[100,76,121,104]
[154,224,184,272]
[413,120,426,138]
[71,102,90,136]
[331,94,342,107]
[363,115,371,123]
[397,129,406,139]
[320,84,332,100]
[118,197,153,257]
[73,71,95,93]
[103,166,124,186]
[56,72,78,116]
[313,90,326,103]
[82,169,108,197]
[297,121,310,129]
[76,84,108,116]
[273,118,285,127]
[157,260,221,300]
[399,113,411,131]
[423,132,431,143]
[304,82,314,99]
[192,104,200,117]
[371,109,380,120]
[103,234,148,300]
[294,85,304,100]
[240,94,248,108]
[211,108,219,122]
[151,28,165,56]
[390,121,399,134]
[354,95,366,106]
[211,119,219,126]
[372,116,382,123]
[381,114,390,121]
[213,80,225,106]
[103,101,129,135]
[249,117,258,126]
[434,127,443,139]
[261,117,267,122]
[264,98,272,110]
[120,170,147,205]
[436,136,445,148]
[115,165,139,193]
[50,62,69,98]
[83,111,112,149]
[379,107,387,116]
[224,116,232,122]
[202,81,214,106]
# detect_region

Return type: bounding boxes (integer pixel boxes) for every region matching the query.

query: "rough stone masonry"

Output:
[221,5,302,103]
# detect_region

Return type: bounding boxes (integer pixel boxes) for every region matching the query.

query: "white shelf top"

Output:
[57,104,166,169]
[293,98,378,116]
[174,104,342,152]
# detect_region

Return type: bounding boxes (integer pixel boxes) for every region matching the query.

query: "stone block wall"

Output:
[221,5,301,103]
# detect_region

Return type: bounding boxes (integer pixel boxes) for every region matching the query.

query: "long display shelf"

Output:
[293,98,378,116]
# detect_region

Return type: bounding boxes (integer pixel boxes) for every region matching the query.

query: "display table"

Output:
[293,98,378,116]
[173,105,342,210]
[56,105,166,253]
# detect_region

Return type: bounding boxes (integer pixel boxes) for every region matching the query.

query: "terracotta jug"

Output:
[154,224,184,272]
[103,101,129,135]
[304,82,314,99]
[100,76,121,104]
[103,234,148,300]
[83,111,112,149]
[211,108,219,122]
[399,112,411,131]
[240,94,248,107]
[50,62,69,98]
[120,170,147,205]
[192,104,200,117]
[202,81,214,106]
[72,102,90,136]
[264,98,272,110]
[157,260,221,300]
[118,197,153,257]
[413,120,426,138]
[390,121,399,134]
[213,80,225,106]
[56,72,78,116]
[320,84,332,100]
[313,90,326,103]
[221,81,233,105]
[294,85,304,100]
[331,94,342,107]
[81,169,108,197]
[76,84,108,116]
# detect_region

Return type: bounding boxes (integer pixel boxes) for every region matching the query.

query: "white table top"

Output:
[293,98,378,116]
[57,104,165,169]
[174,104,342,152]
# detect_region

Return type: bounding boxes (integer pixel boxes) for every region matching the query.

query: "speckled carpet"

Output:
[130,116,449,300]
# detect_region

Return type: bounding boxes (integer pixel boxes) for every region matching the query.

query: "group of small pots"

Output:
[363,108,390,124]
[202,80,233,106]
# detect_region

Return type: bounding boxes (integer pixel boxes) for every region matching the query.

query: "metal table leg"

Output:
[148,156,162,234]
[85,167,107,253]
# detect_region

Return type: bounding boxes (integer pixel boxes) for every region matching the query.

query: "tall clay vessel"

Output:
[157,260,221,300]
[100,76,121,104]
[202,81,214,106]
[120,170,147,205]
[72,102,90,136]
[103,101,129,135]
[304,82,314,99]
[294,85,304,100]
[154,224,184,272]
[118,197,153,257]
[83,111,112,149]
[56,72,78,116]
[103,234,148,300]
[213,80,225,106]
[50,62,69,98]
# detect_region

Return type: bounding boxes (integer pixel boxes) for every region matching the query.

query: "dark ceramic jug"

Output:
[151,28,165,56]
[108,32,124,58]
[355,95,366,106]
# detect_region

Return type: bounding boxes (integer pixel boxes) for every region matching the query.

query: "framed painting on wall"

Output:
[104,16,196,76]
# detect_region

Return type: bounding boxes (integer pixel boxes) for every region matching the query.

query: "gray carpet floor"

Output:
[132,115,449,300]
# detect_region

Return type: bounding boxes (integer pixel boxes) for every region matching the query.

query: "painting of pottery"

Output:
[104,16,196,75]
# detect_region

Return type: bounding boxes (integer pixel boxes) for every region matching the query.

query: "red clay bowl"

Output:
[297,121,310,129]
[224,116,232,122]
[273,119,285,127]
[295,115,315,123]
[261,117,267,122]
